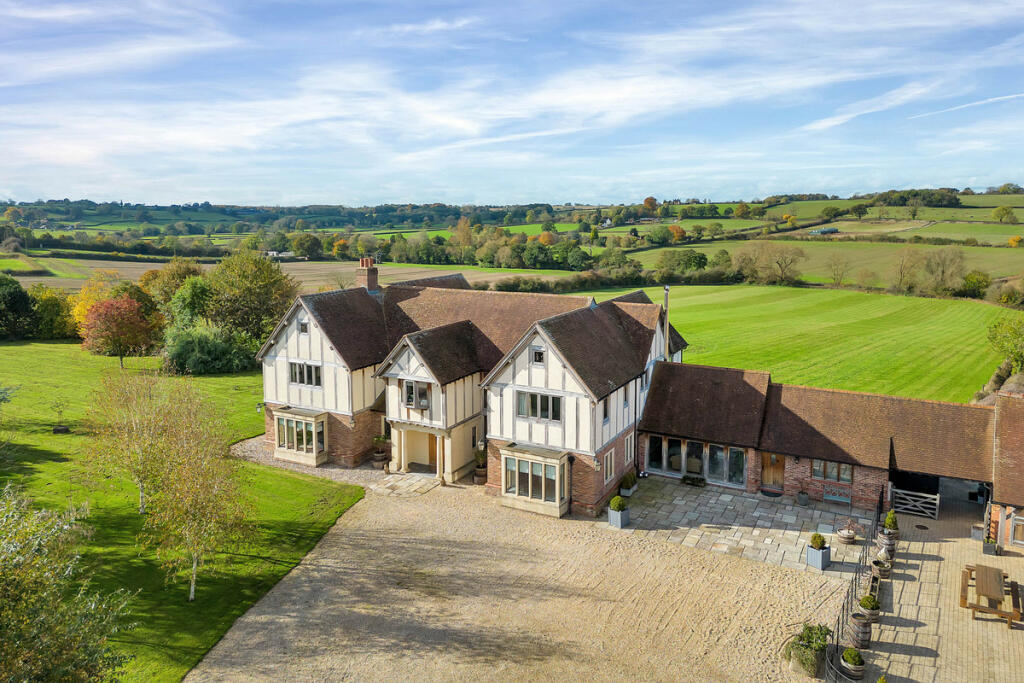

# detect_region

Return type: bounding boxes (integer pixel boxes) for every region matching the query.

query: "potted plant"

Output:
[781,623,830,677]
[796,480,810,506]
[619,470,639,497]
[881,509,899,541]
[50,397,70,434]
[859,594,880,623]
[837,517,863,545]
[840,647,865,680]
[871,558,892,579]
[608,495,629,529]
[371,435,390,468]
[473,450,488,484]
[983,537,1002,556]
[806,532,831,570]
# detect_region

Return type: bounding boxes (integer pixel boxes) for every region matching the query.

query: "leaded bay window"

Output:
[516,391,561,422]
[275,413,327,455]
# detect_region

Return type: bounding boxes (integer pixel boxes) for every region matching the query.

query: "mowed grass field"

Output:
[636,240,1024,285]
[0,342,364,681]
[588,285,1018,402]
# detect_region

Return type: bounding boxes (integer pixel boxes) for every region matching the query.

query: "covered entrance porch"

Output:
[391,423,449,482]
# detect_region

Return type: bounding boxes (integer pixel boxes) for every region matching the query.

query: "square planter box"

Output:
[609,507,630,529]
[806,545,831,570]
[982,541,1001,556]
[971,524,985,541]
[620,483,638,497]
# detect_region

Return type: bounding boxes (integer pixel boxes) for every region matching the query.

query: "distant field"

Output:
[588,285,1018,403]
[0,255,38,272]
[902,222,1024,244]
[767,199,864,219]
[635,240,1024,285]
[605,218,765,233]
[958,194,1024,208]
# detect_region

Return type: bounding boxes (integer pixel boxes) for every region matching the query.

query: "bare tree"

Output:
[825,253,851,287]
[141,380,252,602]
[890,248,924,293]
[764,244,806,283]
[87,373,177,513]
[856,268,878,289]
[923,247,966,295]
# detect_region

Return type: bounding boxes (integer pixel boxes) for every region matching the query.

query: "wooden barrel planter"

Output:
[847,613,871,649]
[871,560,892,579]
[876,532,896,557]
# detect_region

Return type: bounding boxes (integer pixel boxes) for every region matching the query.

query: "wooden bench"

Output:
[960,569,970,609]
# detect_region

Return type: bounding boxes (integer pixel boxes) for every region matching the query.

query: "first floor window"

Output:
[812,459,853,483]
[604,449,615,483]
[625,433,634,463]
[404,380,431,409]
[515,391,562,423]
[289,362,322,387]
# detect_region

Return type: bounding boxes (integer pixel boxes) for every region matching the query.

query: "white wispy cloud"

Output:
[908,92,1024,119]
[801,81,946,131]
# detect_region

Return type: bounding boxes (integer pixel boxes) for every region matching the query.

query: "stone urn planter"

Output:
[608,496,630,529]
[473,450,488,484]
[839,648,865,680]
[806,533,831,570]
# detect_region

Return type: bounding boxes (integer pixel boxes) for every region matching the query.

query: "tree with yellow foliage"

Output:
[1010,235,1022,248]
[70,270,121,333]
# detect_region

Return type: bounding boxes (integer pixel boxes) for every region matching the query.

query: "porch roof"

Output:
[500,442,568,461]
[273,406,326,419]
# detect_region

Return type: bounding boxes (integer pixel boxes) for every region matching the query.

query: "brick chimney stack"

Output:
[355,257,378,291]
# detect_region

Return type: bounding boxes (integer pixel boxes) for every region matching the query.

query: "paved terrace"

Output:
[626,477,873,576]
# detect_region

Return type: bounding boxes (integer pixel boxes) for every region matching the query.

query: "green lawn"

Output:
[0,341,363,681]
[634,240,1024,284]
[587,285,1018,402]
[0,256,38,272]
[958,193,1024,208]
[604,218,765,233]
[903,222,1024,244]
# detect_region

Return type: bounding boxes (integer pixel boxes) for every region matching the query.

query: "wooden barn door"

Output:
[761,453,784,491]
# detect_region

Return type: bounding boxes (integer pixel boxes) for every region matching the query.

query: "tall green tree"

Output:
[0,274,35,339]
[992,206,1019,224]
[205,251,298,341]
[0,485,134,681]
[989,316,1024,372]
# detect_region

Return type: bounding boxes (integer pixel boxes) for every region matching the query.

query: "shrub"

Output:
[474,450,487,467]
[859,594,880,610]
[163,322,259,375]
[609,495,627,512]
[883,509,899,531]
[620,471,638,489]
[810,532,826,550]
[842,648,864,666]
[877,676,887,683]
[782,623,831,676]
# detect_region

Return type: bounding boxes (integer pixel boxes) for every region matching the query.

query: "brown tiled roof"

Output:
[298,288,388,370]
[760,383,995,480]
[403,320,487,385]
[382,286,591,368]
[609,290,687,353]
[387,273,471,289]
[638,361,770,447]
[994,392,1024,506]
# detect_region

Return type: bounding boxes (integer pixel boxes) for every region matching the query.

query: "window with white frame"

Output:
[503,455,562,503]
[404,380,431,410]
[298,321,309,334]
[289,362,322,387]
[531,346,545,365]
[601,396,609,422]
[516,391,561,422]
[1012,515,1024,547]
[276,416,326,455]
[625,432,634,463]
[604,448,615,483]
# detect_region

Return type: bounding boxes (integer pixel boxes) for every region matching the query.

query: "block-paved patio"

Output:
[625,476,874,575]
[860,478,1024,683]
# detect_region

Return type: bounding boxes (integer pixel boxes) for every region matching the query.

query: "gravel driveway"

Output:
[188,480,844,682]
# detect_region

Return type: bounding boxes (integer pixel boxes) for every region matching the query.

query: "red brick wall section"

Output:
[264,403,380,467]
[745,448,761,494]
[485,441,505,495]
[994,392,1024,507]
[780,454,887,510]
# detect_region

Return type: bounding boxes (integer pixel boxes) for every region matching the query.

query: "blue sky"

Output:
[2,0,1024,205]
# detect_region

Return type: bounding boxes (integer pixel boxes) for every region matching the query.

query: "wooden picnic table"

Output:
[961,564,1022,629]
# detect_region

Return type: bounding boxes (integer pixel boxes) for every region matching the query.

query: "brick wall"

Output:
[781,454,887,511]
[264,403,381,468]
[745,448,760,494]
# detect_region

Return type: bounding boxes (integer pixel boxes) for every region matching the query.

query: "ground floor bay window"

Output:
[500,446,568,517]
[272,407,328,466]
[646,435,747,488]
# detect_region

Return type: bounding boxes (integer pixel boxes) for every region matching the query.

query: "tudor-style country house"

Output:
[258,258,1024,531]
[256,258,684,516]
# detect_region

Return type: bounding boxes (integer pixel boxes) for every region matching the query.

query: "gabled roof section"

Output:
[387,273,471,289]
[534,298,670,399]
[760,383,995,478]
[297,288,388,369]
[381,286,590,368]
[609,289,687,353]
[639,361,770,448]
[402,320,488,386]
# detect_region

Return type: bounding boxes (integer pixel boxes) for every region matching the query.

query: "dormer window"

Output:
[298,321,309,334]
[531,346,545,365]
[404,380,431,410]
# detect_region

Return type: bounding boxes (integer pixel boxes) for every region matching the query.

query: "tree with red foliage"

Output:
[82,294,158,368]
